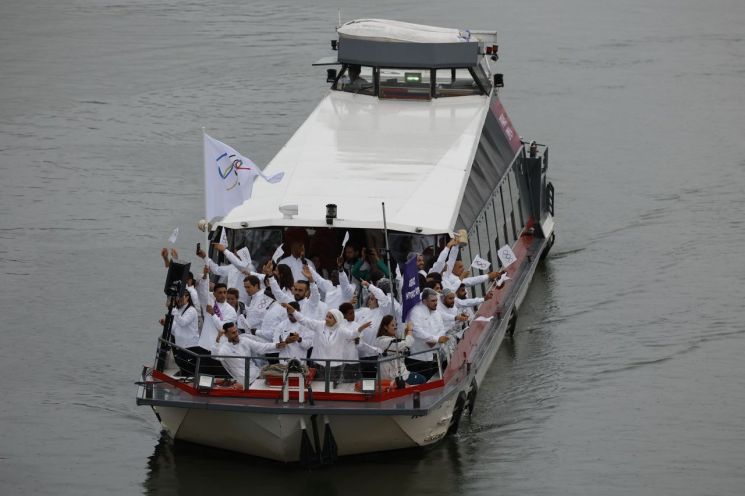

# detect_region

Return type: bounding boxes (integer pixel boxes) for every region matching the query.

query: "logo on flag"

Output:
[470,255,491,271]
[497,244,517,268]
[204,132,285,221]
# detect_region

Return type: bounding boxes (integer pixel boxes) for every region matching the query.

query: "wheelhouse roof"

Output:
[336,19,493,70]
[220,91,491,235]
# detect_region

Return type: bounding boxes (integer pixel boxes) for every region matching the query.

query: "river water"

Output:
[1,0,744,494]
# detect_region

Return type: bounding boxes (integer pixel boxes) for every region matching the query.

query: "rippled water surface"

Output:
[1,0,744,494]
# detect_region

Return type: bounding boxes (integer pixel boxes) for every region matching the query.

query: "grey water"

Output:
[1,0,744,494]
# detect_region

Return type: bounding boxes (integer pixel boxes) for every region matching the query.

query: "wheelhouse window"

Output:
[332,64,491,99]
[435,68,483,98]
[378,68,432,100]
[337,64,375,95]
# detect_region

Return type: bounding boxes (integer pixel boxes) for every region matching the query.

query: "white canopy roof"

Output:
[337,19,473,44]
[220,91,490,234]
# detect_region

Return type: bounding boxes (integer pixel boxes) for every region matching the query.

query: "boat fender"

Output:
[506,308,518,337]
[447,392,468,436]
[299,418,319,468]
[321,415,338,464]
[466,379,478,415]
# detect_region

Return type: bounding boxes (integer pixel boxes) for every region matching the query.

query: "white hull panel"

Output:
[155,397,457,462]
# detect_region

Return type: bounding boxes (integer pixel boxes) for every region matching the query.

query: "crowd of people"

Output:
[158,234,504,389]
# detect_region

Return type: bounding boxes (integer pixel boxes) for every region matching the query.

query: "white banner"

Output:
[203,132,284,221]
[497,244,517,268]
[470,255,491,271]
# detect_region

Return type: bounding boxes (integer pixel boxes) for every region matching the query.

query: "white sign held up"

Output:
[470,255,491,271]
[271,244,285,263]
[497,244,517,268]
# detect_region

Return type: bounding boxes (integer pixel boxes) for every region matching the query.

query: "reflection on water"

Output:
[144,433,466,496]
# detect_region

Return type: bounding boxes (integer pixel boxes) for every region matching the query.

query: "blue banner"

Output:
[401,256,421,322]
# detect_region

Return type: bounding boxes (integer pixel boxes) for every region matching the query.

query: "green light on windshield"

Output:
[404,72,422,83]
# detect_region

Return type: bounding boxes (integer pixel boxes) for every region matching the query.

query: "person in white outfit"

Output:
[212,322,285,386]
[278,241,316,283]
[375,316,427,386]
[283,305,368,386]
[406,288,451,380]
[272,301,313,362]
[158,291,201,376]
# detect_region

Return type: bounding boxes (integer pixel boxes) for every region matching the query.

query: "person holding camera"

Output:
[375,316,427,386]
[272,301,312,362]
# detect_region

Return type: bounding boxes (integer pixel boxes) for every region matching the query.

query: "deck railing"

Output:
[154,338,445,397]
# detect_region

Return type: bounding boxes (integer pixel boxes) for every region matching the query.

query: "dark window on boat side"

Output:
[485,198,501,272]
[498,186,510,250]
[476,221,492,297]
[490,197,502,267]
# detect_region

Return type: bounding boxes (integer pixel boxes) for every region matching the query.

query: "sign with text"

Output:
[401,256,421,322]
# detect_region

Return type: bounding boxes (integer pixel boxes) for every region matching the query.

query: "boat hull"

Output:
[154,396,458,462]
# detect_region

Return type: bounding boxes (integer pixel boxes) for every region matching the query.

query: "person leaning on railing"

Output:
[375,315,427,386]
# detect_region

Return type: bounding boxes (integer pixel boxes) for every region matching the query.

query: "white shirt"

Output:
[355,307,385,358]
[407,302,447,361]
[278,255,316,283]
[309,266,354,312]
[456,296,483,319]
[376,334,415,381]
[198,300,237,350]
[267,277,327,320]
[170,305,199,349]
[296,312,357,367]
[239,291,276,331]
[273,319,313,361]
[202,254,249,304]
[211,335,276,384]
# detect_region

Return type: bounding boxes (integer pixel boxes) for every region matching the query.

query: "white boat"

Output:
[137,18,555,465]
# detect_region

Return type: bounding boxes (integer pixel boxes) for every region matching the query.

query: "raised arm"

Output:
[338,270,354,302]
[308,265,334,294]
[443,244,459,277]
[223,248,250,272]
[429,239,457,274]
[266,274,292,305]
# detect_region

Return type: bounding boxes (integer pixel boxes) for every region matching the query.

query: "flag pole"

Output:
[202,127,210,254]
[380,202,397,322]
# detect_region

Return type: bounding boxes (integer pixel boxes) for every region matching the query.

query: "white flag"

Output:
[168,228,179,244]
[497,244,517,268]
[341,231,350,248]
[470,255,491,271]
[271,244,285,263]
[219,228,227,246]
[237,247,252,266]
[203,132,284,221]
